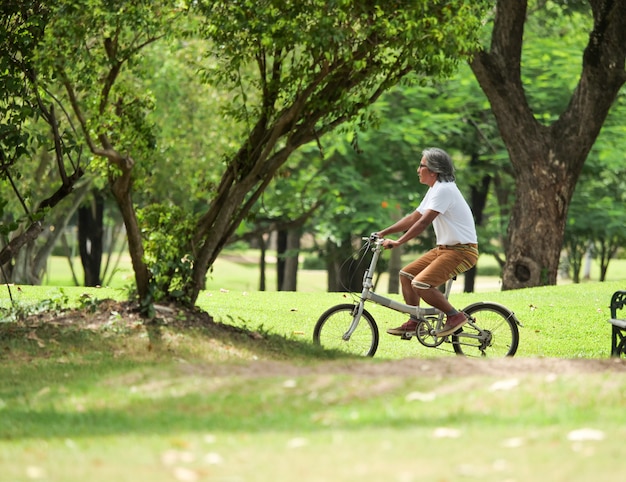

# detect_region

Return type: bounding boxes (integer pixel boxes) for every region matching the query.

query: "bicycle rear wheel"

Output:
[452,302,520,357]
[313,304,379,357]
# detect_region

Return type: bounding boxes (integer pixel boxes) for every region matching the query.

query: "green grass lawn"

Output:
[4,278,624,359]
[1,257,626,481]
[196,280,626,359]
[42,251,626,293]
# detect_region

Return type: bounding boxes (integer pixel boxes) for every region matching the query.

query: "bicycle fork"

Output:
[342,300,366,341]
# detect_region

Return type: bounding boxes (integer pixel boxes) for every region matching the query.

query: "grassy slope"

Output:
[34,252,626,358]
[199,279,626,359]
[3,278,625,359]
[1,256,626,481]
[42,251,626,292]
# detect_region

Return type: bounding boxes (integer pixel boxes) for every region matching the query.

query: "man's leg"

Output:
[386,252,437,337]
[418,286,453,314]
[397,249,437,308]
[400,272,420,306]
[412,281,468,337]
[412,246,478,337]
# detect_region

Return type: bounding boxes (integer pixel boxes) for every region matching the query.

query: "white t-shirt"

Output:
[417,181,477,245]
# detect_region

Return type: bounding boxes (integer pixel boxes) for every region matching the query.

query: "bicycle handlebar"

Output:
[362,234,386,249]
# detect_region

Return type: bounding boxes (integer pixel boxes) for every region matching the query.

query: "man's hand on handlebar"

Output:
[381,239,400,249]
[370,232,399,249]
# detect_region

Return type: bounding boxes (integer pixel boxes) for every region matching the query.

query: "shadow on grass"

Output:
[0,396,474,440]
[0,310,381,440]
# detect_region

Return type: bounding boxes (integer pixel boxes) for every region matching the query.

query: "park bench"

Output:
[608,290,626,357]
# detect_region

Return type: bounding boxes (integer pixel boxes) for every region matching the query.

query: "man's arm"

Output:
[377,210,422,238]
[381,209,439,249]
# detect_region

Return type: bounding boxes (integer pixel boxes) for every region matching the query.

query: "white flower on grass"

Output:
[287,437,308,448]
[567,428,605,442]
[179,451,195,463]
[492,459,509,471]
[204,452,223,465]
[161,450,195,466]
[405,391,436,402]
[502,437,525,448]
[282,379,297,388]
[161,450,179,466]
[488,378,519,391]
[433,427,461,438]
[64,439,77,449]
[25,466,46,480]
[172,467,199,482]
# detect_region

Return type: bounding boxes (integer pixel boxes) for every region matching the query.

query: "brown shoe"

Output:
[435,312,468,337]
[387,319,418,336]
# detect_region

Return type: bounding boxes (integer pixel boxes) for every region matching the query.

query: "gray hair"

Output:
[422,147,455,182]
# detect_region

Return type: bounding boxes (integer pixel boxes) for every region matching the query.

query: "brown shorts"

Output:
[399,244,479,289]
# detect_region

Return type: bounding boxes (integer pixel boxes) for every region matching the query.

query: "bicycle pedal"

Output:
[400,333,413,340]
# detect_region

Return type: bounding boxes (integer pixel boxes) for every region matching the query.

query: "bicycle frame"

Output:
[343,236,451,340]
[315,235,521,357]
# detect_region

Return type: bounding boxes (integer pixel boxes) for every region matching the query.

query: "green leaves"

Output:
[565,156,626,281]
[196,0,490,131]
[138,203,198,304]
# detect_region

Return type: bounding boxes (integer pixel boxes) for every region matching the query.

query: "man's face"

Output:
[417,156,435,186]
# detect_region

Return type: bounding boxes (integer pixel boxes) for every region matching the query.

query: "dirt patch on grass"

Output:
[182,356,626,379]
[5,300,626,377]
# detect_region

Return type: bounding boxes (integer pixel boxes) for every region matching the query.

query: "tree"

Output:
[305,94,440,292]
[231,148,329,292]
[562,184,593,283]
[469,0,626,289]
[242,70,509,294]
[78,189,104,286]
[566,156,626,282]
[0,2,90,284]
[181,0,490,304]
[27,0,185,306]
[303,76,506,293]
[563,66,626,283]
[3,1,489,310]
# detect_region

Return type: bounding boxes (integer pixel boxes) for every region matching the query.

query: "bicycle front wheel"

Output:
[452,302,520,357]
[313,304,379,357]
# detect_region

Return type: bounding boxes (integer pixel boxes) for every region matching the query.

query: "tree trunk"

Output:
[258,233,267,291]
[502,145,573,288]
[464,266,477,293]
[276,229,287,291]
[7,181,91,285]
[108,155,150,301]
[386,206,403,294]
[326,236,367,292]
[583,245,592,280]
[470,0,626,290]
[0,165,88,284]
[280,229,300,291]
[387,242,402,294]
[596,238,618,282]
[78,190,104,287]
[465,152,491,293]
